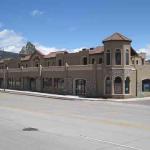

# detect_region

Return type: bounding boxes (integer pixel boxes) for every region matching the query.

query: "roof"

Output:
[89,46,104,55]
[103,33,132,43]
[44,51,68,59]
[20,55,31,61]
[44,52,57,58]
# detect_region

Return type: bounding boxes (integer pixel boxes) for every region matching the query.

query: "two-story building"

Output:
[0,33,150,98]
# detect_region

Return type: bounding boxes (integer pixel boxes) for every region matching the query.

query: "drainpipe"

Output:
[136,69,138,97]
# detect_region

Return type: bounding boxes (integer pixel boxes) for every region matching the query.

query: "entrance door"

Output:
[75,79,86,96]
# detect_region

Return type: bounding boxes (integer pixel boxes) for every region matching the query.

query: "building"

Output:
[0,33,150,98]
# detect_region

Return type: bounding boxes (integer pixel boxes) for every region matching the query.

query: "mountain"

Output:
[0,50,19,60]
[19,42,36,55]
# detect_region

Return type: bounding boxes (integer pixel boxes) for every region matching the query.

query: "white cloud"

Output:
[0,28,84,55]
[31,10,44,17]
[70,47,84,53]
[139,45,150,59]
[0,29,26,53]
[34,43,67,55]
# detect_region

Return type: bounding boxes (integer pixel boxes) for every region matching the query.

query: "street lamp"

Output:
[3,66,8,91]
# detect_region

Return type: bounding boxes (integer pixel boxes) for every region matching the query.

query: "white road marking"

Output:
[80,135,142,150]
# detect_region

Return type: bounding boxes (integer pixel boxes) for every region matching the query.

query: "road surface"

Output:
[0,92,150,150]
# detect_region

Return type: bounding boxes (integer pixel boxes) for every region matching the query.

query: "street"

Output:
[0,92,150,150]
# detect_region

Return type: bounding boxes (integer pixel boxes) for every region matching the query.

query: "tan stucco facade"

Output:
[0,33,150,98]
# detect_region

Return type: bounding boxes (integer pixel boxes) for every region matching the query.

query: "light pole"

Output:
[3,66,8,92]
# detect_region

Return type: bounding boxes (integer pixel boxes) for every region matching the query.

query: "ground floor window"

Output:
[142,79,150,92]
[15,78,21,88]
[114,77,123,94]
[29,78,36,91]
[105,77,111,94]
[125,77,130,94]
[8,78,13,88]
[75,79,86,96]
[54,78,64,89]
[43,78,52,88]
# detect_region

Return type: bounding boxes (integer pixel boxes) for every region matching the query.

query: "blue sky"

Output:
[0,0,150,56]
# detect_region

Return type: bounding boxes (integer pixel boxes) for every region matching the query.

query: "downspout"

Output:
[136,69,138,97]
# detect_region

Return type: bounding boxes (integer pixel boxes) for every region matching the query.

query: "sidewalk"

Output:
[0,89,150,102]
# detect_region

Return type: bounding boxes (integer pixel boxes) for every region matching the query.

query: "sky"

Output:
[0,0,150,57]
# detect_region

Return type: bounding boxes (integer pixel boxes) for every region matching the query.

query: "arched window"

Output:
[106,50,111,65]
[105,77,111,94]
[142,79,150,92]
[125,77,130,94]
[114,77,123,94]
[115,49,121,65]
[126,49,129,65]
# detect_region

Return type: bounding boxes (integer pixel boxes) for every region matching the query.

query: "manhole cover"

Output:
[22,127,39,131]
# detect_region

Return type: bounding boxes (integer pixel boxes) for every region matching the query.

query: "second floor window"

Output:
[99,58,103,64]
[126,49,129,65]
[58,59,62,66]
[83,57,87,65]
[92,58,95,64]
[115,49,121,65]
[106,50,111,65]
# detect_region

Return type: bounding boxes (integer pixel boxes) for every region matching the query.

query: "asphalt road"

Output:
[0,93,150,150]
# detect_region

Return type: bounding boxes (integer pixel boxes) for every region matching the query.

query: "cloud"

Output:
[34,43,67,54]
[31,10,44,17]
[70,47,84,52]
[0,29,26,53]
[139,45,150,59]
[0,28,83,55]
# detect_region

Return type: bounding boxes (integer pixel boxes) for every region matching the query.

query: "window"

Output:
[136,60,138,65]
[43,78,52,88]
[125,77,130,94]
[48,61,50,66]
[115,49,121,65]
[106,50,111,65]
[142,79,150,92]
[142,59,144,65]
[26,64,28,68]
[126,49,129,65]
[54,78,64,89]
[36,63,39,67]
[114,77,123,94]
[92,58,95,64]
[132,60,134,64]
[15,78,21,89]
[18,63,20,68]
[99,58,103,64]
[83,57,87,65]
[105,77,111,94]
[58,59,62,66]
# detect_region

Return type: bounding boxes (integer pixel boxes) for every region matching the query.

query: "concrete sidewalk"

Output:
[0,88,150,102]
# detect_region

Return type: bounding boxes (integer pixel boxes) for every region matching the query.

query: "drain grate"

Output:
[22,127,39,131]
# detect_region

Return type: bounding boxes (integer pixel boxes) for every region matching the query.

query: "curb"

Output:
[1,89,150,102]
[0,89,106,102]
